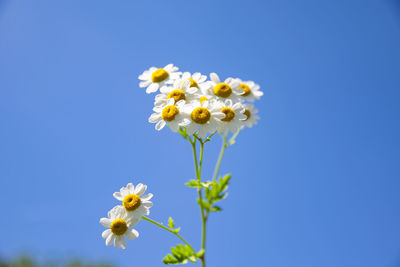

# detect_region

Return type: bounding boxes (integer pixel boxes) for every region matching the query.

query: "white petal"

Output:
[146,83,159,94]
[126,183,134,193]
[149,113,162,123]
[134,183,147,196]
[167,98,175,106]
[113,192,124,201]
[164,63,173,71]
[142,200,153,208]
[229,79,240,89]
[213,112,226,119]
[106,234,115,246]
[155,120,166,131]
[160,86,171,94]
[139,80,151,88]
[169,122,179,132]
[141,193,153,201]
[198,126,208,139]
[100,218,112,227]
[114,236,126,249]
[126,217,141,227]
[225,99,233,107]
[210,73,220,84]
[102,229,112,239]
[125,229,139,240]
[192,72,201,80]
[254,91,263,97]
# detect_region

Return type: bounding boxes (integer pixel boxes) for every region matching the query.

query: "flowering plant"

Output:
[99,64,262,266]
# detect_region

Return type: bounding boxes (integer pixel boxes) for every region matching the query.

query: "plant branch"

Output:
[142,216,195,252]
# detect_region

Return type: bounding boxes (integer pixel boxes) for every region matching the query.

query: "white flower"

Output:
[184,99,225,139]
[100,205,140,249]
[217,99,246,133]
[205,73,240,102]
[180,72,209,91]
[242,104,260,128]
[138,64,181,94]
[235,79,263,102]
[149,99,190,132]
[113,183,153,218]
[154,79,198,107]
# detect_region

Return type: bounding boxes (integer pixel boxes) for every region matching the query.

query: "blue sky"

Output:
[1,0,400,266]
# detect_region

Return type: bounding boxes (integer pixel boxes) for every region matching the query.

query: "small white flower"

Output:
[154,79,198,107]
[138,64,181,94]
[100,205,140,249]
[184,99,225,139]
[113,183,153,218]
[180,72,209,91]
[149,98,190,132]
[205,73,240,102]
[235,79,263,102]
[217,99,246,133]
[242,104,260,128]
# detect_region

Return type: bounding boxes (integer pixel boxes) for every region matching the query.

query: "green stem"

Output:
[212,132,228,181]
[198,141,207,267]
[191,137,207,267]
[142,216,195,252]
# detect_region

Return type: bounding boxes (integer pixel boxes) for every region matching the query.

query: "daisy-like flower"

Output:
[149,98,190,132]
[205,73,240,102]
[184,99,225,139]
[217,99,246,133]
[242,104,260,128]
[154,79,198,107]
[113,183,153,218]
[180,72,209,91]
[235,79,263,102]
[139,64,181,94]
[100,205,140,249]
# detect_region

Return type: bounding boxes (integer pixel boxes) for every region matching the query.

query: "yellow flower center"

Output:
[213,83,232,98]
[167,90,186,102]
[244,109,251,121]
[110,218,128,236]
[221,107,235,122]
[191,107,211,124]
[161,105,179,122]
[122,194,141,211]
[151,68,169,83]
[188,78,199,88]
[200,96,208,103]
[238,83,251,96]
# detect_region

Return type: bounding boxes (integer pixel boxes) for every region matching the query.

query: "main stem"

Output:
[191,138,206,267]
[142,216,195,252]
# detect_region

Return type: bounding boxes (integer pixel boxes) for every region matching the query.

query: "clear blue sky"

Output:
[1,0,400,266]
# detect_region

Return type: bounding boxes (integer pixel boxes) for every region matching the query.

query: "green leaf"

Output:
[167,217,181,233]
[168,217,175,229]
[162,244,197,265]
[211,205,222,212]
[186,180,214,189]
[185,179,200,188]
[197,198,211,211]
[205,174,231,205]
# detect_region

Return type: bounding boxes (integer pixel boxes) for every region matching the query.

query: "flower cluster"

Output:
[99,183,153,249]
[140,64,262,138]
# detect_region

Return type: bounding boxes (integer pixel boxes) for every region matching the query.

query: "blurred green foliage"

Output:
[0,256,113,267]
